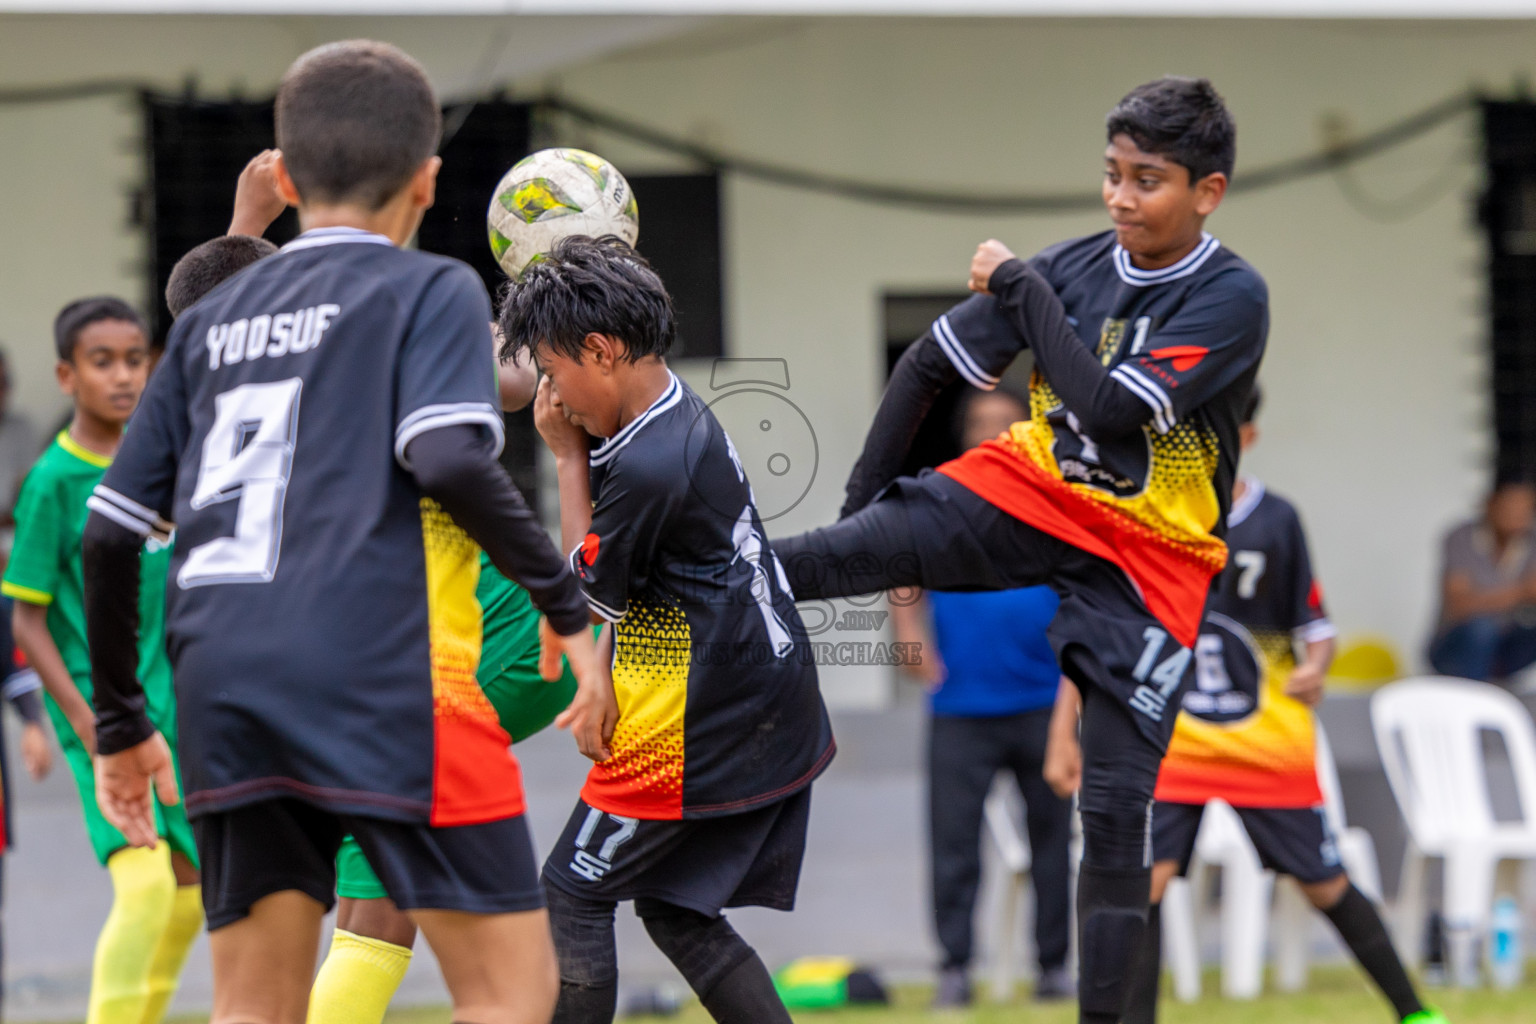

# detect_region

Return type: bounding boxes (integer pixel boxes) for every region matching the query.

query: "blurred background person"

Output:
[1427,477,1536,683]
[890,387,1073,1009]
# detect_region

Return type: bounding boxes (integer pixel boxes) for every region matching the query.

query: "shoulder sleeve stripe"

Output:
[86,493,156,537]
[1297,619,1339,644]
[2,668,40,700]
[91,485,161,528]
[931,315,1001,391]
[0,581,52,605]
[394,403,506,470]
[1110,365,1174,434]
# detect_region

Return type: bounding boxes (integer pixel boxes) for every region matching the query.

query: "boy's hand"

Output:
[20,722,51,780]
[1285,662,1326,707]
[228,149,288,237]
[1042,723,1082,799]
[969,239,1017,294]
[95,732,180,849]
[548,620,618,762]
[533,376,589,461]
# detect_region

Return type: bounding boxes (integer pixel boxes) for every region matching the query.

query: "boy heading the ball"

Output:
[774,76,1265,1024]
[500,236,834,1024]
[81,40,602,1024]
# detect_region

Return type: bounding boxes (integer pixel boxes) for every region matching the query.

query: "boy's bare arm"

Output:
[11,601,95,754]
[228,149,288,238]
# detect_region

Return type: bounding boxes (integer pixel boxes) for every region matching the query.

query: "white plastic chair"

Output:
[1163,722,1384,1000]
[982,778,1032,1002]
[1371,676,1536,986]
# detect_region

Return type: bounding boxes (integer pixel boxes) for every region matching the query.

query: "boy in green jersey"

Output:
[3,297,201,1024]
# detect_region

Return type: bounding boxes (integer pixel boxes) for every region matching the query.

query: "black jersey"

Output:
[91,227,541,826]
[572,373,834,820]
[934,230,1268,647]
[1157,479,1335,808]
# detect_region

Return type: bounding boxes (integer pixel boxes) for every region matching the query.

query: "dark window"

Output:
[1481,101,1536,485]
[144,96,728,506]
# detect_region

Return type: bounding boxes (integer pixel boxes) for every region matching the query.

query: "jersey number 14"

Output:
[178,379,302,588]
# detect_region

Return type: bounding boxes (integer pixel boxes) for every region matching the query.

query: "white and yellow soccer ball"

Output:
[486,147,639,278]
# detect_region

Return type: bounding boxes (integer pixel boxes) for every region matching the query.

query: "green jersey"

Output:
[2,431,177,736]
[477,552,578,742]
[336,556,577,899]
[2,431,191,866]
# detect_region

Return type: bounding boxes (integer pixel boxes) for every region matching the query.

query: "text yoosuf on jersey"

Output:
[204,304,341,370]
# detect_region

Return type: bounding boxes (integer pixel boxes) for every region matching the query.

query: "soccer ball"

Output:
[486,147,639,278]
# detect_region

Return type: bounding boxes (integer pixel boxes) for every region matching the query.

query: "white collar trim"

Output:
[1113,233,1220,287]
[1228,474,1265,528]
[589,372,682,467]
[279,227,395,254]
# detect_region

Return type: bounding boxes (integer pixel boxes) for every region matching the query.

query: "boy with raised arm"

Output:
[775,77,1265,1023]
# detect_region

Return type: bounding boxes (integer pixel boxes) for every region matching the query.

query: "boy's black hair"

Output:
[276,40,441,211]
[54,297,147,362]
[167,235,279,319]
[1106,76,1236,183]
[1241,382,1262,426]
[497,235,675,364]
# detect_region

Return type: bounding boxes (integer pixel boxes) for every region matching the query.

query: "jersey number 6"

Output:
[178,378,303,589]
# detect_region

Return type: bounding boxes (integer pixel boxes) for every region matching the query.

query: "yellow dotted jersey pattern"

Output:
[583,597,691,817]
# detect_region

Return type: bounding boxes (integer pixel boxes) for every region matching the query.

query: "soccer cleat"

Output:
[1033,965,1074,1002]
[1402,1009,1450,1024]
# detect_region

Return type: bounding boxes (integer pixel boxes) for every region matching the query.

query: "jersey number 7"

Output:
[178,378,303,589]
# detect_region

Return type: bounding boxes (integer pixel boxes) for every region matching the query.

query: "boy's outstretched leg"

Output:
[543,882,620,1024]
[1305,876,1436,1023]
[638,901,791,1024]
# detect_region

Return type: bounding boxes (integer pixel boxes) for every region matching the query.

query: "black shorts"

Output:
[542,786,812,917]
[194,798,544,930]
[1151,800,1345,884]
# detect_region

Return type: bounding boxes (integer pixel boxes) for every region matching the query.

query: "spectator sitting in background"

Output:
[1428,477,1536,683]
[890,387,1073,1009]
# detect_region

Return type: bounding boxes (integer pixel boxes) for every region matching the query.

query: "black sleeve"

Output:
[82,514,157,756]
[987,259,1154,440]
[839,335,960,518]
[406,424,589,637]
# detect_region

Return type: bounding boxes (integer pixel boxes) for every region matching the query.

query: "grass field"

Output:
[28,968,1531,1023]
[354,968,1535,1024]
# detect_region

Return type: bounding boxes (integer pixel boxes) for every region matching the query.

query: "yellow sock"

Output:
[89,845,176,1024]
[139,883,202,1024]
[307,929,413,1024]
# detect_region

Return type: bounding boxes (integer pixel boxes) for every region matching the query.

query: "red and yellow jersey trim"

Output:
[938,435,1224,649]
[419,499,524,826]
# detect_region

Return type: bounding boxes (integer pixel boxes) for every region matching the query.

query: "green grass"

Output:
[27,969,1533,1023]
[364,968,1533,1023]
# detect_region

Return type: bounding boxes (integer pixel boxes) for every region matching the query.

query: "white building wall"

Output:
[0,14,1520,684]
